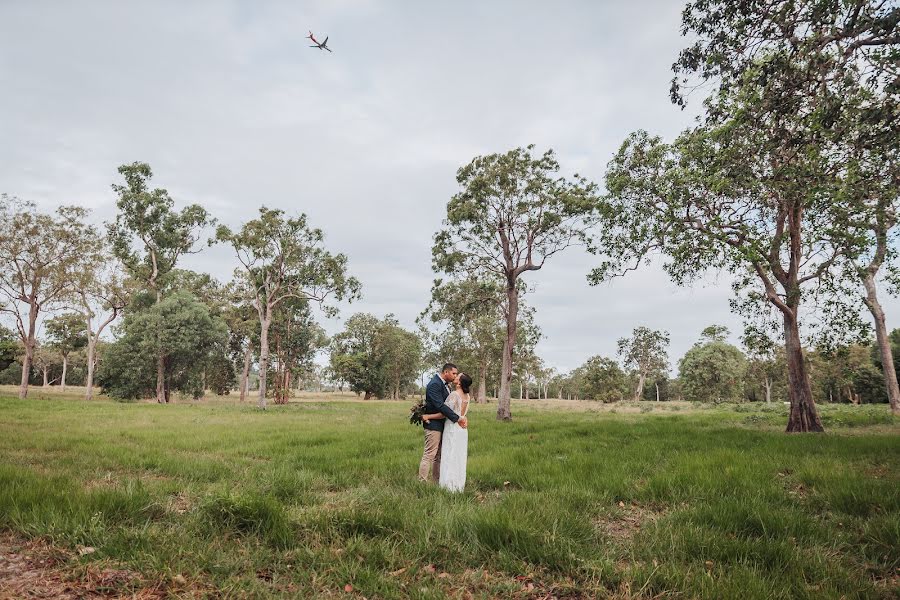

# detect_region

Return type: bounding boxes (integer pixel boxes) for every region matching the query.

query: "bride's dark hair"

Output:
[459,373,473,395]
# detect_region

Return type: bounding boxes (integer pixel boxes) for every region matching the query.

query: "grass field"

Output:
[0,390,898,599]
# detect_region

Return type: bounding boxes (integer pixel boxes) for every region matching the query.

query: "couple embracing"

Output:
[417,363,472,492]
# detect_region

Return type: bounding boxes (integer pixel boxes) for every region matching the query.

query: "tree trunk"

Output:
[764,377,772,403]
[42,366,49,387]
[635,372,646,402]
[60,354,68,391]
[239,344,251,402]
[861,272,900,415]
[476,358,488,403]
[655,382,660,402]
[155,353,166,403]
[257,315,271,409]
[18,304,38,399]
[783,310,824,432]
[497,284,518,421]
[84,339,96,400]
[364,391,373,400]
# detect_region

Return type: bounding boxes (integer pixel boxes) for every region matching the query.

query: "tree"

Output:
[433,146,597,420]
[374,319,423,400]
[108,162,213,403]
[217,207,360,409]
[44,313,88,391]
[843,150,900,414]
[617,326,670,401]
[666,1,899,426]
[329,313,421,399]
[71,253,130,400]
[269,297,328,404]
[223,285,258,402]
[595,1,899,432]
[574,356,628,403]
[679,328,747,403]
[98,291,227,401]
[0,196,95,399]
[31,344,60,387]
[419,278,511,403]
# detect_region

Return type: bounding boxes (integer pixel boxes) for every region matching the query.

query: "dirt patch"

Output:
[0,533,172,599]
[594,502,669,542]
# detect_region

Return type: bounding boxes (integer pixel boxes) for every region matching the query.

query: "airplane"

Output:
[307,31,332,52]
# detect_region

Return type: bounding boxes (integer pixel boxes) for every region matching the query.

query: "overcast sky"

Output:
[2,1,891,374]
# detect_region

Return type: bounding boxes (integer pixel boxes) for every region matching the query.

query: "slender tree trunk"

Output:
[861,272,900,415]
[258,315,271,409]
[783,310,824,432]
[656,382,660,402]
[19,303,38,399]
[497,284,518,421]
[153,283,166,404]
[635,372,646,402]
[85,339,96,400]
[764,377,772,404]
[476,357,488,403]
[60,354,68,391]
[239,344,251,402]
[41,366,48,387]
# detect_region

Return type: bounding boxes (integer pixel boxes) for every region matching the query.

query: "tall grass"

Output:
[0,396,897,598]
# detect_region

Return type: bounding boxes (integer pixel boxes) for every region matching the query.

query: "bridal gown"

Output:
[439,391,469,492]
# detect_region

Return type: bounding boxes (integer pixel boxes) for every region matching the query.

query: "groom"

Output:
[418,362,467,482]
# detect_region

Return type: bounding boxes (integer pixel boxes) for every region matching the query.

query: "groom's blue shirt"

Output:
[423,373,460,432]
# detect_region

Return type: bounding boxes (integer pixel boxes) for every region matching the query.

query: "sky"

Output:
[2,1,891,374]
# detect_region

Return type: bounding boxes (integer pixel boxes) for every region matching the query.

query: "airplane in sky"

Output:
[307,31,332,53]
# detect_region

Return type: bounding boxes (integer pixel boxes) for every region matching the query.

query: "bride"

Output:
[423,372,471,492]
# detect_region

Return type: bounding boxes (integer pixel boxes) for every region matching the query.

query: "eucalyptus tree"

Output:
[45,312,88,391]
[593,1,898,431]
[679,328,748,404]
[617,326,670,401]
[71,252,130,400]
[108,162,212,403]
[269,297,328,403]
[433,146,597,420]
[0,195,95,399]
[842,150,900,414]
[217,207,360,409]
[418,278,508,403]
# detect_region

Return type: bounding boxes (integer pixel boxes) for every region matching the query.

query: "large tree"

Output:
[44,312,88,391]
[217,207,359,409]
[679,326,748,404]
[98,291,227,401]
[617,326,670,401]
[329,313,421,400]
[0,196,95,399]
[433,146,597,420]
[639,0,898,431]
[269,297,328,403]
[108,162,212,403]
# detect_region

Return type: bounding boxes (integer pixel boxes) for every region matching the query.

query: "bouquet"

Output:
[409,401,426,426]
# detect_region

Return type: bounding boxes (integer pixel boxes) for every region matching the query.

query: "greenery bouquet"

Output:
[409,401,426,426]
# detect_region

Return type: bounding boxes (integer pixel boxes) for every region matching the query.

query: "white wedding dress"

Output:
[439,391,469,492]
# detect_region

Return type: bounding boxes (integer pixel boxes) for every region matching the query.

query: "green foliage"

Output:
[107,163,213,293]
[570,355,628,403]
[44,313,88,358]
[329,313,422,399]
[0,324,18,374]
[617,326,669,399]
[679,333,747,403]
[98,291,228,400]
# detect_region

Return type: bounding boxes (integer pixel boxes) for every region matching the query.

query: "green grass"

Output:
[0,395,897,599]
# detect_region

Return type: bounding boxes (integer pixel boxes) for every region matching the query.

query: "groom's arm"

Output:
[426,381,459,423]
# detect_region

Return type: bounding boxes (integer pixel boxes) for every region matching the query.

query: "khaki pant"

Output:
[418,429,442,482]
